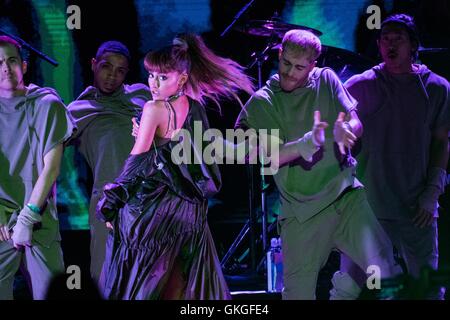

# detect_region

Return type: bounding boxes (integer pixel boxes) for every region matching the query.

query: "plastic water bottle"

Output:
[267,237,283,292]
[274,237,284,292]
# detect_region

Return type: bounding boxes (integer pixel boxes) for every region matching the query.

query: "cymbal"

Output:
[418,46,449,53]
[270,44,373,59]
[242,20,323,38]
[269,45,376,82]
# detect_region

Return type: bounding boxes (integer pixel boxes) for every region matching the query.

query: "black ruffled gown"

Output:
[97,99,230,300]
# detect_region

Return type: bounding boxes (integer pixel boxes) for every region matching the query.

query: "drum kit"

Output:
[235,18,375,86]
[234,18,448,85]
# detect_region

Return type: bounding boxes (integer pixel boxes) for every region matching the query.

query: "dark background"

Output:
[1,0,449,299]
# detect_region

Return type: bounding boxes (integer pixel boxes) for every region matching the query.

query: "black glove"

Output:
[96,182,129,222]
[96,154,146,222]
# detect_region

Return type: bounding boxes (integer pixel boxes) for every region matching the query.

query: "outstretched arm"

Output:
[269,110,328,168]
[213,111,327,168]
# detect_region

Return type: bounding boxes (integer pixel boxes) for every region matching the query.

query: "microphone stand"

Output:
[219,0,258,273]
[220,6,278,274]
[246,33,278,271]
[0,28,59,67]
[220,35,278,274]
[220,0,257,37]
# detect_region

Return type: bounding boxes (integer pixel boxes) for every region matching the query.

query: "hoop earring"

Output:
[177,81,185,90]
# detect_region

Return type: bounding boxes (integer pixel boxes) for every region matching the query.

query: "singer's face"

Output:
[278,48,315,92]
[92,52,129,94]
[147,70,185,100]
[0,44,26,95]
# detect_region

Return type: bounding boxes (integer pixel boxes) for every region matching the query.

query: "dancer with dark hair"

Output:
[96,33,254,300]
[331,14,450,300]
[68,41,151,287]
[0,36,75,299]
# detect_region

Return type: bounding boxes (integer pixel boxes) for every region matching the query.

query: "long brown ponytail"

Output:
[144,33,254,108]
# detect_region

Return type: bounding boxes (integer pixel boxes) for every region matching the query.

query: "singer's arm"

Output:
[207,132,319,167]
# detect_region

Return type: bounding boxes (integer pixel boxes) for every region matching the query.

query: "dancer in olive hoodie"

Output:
[68,41,151,287]
[0,36,75,299]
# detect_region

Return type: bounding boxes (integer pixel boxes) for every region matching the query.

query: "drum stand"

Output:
[221,34,278,273]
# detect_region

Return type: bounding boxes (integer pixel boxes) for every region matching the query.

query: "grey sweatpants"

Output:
[280,188,396,300]
[88,190,109,285]
[335,218,442,299]
[0,240,65,300]
[378,218,439,278]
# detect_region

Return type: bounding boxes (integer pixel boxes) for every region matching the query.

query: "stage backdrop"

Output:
[5,0,445,230]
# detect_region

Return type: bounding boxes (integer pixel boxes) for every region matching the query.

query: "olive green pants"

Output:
[280,188,396,300]
[0,239,65,300]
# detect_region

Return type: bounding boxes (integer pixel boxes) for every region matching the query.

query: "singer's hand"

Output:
[312,111,329,147]
[106,221,114,230]
[132,117,140,138]
[333,112,357,155]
